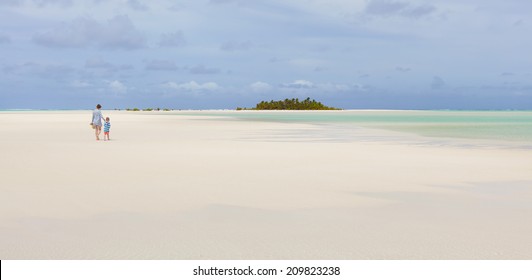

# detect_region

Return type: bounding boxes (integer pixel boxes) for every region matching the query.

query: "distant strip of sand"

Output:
[1,111,531,259]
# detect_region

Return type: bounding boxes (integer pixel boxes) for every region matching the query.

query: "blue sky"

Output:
[1,0,531,109]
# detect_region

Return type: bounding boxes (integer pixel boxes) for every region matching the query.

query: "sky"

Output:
[1,0,531,109]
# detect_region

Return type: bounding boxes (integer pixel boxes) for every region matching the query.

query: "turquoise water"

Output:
[176,110,532,143]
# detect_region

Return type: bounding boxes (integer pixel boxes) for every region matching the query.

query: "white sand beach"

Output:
[1,110,531,259]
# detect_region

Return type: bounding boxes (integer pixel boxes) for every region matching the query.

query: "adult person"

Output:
[90,104,105,140]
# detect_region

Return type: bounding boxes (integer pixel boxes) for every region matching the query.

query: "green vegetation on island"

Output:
[124,108,173,111]
[237,97,340,110]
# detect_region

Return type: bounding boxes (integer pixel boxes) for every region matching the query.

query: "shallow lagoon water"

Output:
[173,110,532,143]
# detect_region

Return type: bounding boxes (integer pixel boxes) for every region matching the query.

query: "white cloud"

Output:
[288,58,326,68]
[209,0,233,4]
[71,80,91,88]
[145,60,178,71]
[396,66,411,72]
[281,79,315,89]
[364,0,436,18]
[318,82,351,91]
[250,81,272,92]
[159,31,186,47]
[127,0,148,11]
[109,80,127,93]
[278,80,358,92]
[365,0,408,16]
[186,65,220,75]
[85,58,113,69]
[220,40,253,51]
[3,0,74,7]
[3,61,74,79]
[163,81,219,91]
[2,0,532,110]
[85,58,133,71]
[0,0,23,6]
[33,15,146,49]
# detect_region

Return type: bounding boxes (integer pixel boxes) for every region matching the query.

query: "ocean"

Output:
[3,109,530,144]
[174,110,532,144]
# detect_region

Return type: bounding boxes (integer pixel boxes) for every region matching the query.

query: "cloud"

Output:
[163,81,219,91]
[281,79,315,89]
[186,65,220,74]
[513,19,524,27]
[310,45,332,52]
[109,80,127,93]
[0,0,74,7]
[317,83,352,92]
[500,72,514,76]
[145,60,178,71]
[365,0,408,16]
[431,76,446,90]
[207,0,255,7]
[220,40,253,52]
[3,61,75,79]
[32,0,72,7]
[277,79,361,93]
[364,0,436,18]
[250,81,272,92]
[33,17,97,48]
[85,58,113,69]
[167,4,185,11]
[0,34,11,44]
[209,0,240,4]
[33,15,146,50]
[127,0,148,11]
[401,4,436,18]
[395,66,411,72]
[288,58,326,69]
[2,0,101,6]
[269,57,285,63]
[71,80,92,88]
[159,31,186,47]
[0,0,23,6]
[85,58,133,71]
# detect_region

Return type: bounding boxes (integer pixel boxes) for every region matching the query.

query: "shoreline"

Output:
[2,110,531,149]
[3,109,532,149]
[1,111,532,259]
[2,108,532,112]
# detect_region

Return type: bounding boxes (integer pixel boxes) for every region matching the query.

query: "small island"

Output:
[237,97,340,110]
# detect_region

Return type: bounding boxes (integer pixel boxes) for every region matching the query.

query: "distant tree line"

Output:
[237,97,340,110]
[123,108,172,111]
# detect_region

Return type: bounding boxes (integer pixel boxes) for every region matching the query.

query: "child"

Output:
[103,117,111,141]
